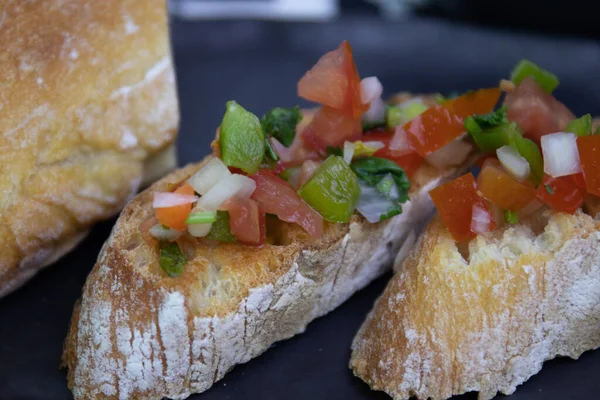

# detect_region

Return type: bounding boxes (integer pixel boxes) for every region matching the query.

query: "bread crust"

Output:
[0,0,179,297]
[350,212,600,400]
[62,150,467,399]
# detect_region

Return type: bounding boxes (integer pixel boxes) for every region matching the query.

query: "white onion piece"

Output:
[149,224,183,241]
[343,141,355,164]
[187,158,231,195]
[197,174,256,212]
[271,137,293,163]
[362,141,385,151]
[393,230,416,272]
[496,145,530,182]
[362,97,386,123]
[298,160,321,188]
[471,204,492,235]
[153,192,198,208]
[356,181,398,223]
[389,126,412,155]
[188,222,213,237]
[360,76,383,104]
[541,132,582,177]
[425,140,473,170]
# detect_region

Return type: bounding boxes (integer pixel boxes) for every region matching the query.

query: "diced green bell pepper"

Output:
[219,101,265,174]
[159,242,187,277]
[469,122,521,153]
[510,135,544,186]
[298,155,360,223]
[206,211,236,242]
[510,59,559,93]
[565,114,592,137]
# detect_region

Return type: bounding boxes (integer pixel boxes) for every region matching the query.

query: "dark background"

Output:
[1,3,600,400]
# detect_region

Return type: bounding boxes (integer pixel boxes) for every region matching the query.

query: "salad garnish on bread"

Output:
[350,60,600,400]
[62,41,500,399]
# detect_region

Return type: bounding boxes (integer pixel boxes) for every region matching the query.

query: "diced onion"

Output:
[356,181,397,223]
[197,174,256,212]
[153,192,198,208]
[149,224,183,241]
[298,160,321,188]
[496,145,530,182]
[360,76,383,104]
[389,126,412,155]
[470,204,492,235]
[188,222,213,237]
[362,97,386,124]
[271,137,292,162]
[187,158,231,195]
[541,132,582,177]
[343,141,355,164]
[425,140,473,170]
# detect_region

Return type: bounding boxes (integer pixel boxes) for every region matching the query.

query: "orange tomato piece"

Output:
[155,183,195,231]
[301,106,362,151]
[577,135,600,197]
[477,159,536,211]
[429,173,492,242]
[297,41,367,118]
[536,174,584,214]
[225,197,266,246]
[405,88,501,156]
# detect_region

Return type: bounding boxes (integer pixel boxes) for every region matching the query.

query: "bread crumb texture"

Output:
[0,0,179,296]
[61,156,461,400]
[351,211,600,400]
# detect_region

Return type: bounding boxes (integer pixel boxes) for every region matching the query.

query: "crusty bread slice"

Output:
[62,145,469,399]
[350,210,600,400]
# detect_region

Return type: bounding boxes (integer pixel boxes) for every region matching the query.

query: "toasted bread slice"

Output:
[351,211,600,400]
[62,142,470,399]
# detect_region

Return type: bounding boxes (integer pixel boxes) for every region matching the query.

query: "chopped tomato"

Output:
[301,106,362,151]
[568,172,587,190]
[155,183,195,231]
[249,170,324,237]
[477,159,536,211]
[429,173,493,242]
[536,174,584,214]
[405,88,501,156]
[297,41,367,118]
[505,77,574,143]
[577,135,600,197]
[363,131,424,178]
[224,198,265,246]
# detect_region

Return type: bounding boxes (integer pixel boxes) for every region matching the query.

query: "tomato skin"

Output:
[225,198,265,246]
[505,77,574,143]
[429,173,492,242]
[405,88,500,156]
[577,135,600,197]
[249,170,324,238]
[297,41,367,118]
[536,175,584,214]
[155,183,195,231]
[363,131,424,178]
[477,159,536,211]
[301,106,362,151]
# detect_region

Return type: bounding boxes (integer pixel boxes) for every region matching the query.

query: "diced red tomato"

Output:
[301,106,362,151]
[155,183,195,231]
[535,174,584,214]
[297,41,367,118]
[577,135,600,197]
[363,131,424,178]
[568,172,587,190]
[477,159,536,211]
[505,77,574,143]
[405,88,501,156]
[249,170,324,237]
[429,173,494,242]
[224,198,266,246]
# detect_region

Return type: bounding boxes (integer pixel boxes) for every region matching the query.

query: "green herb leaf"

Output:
[326,146,343,157]
[504,210,519,224]
[470,106,508,130]
[186,211,217,225]
[159,242,187,277]
[545,184,555,194]
[265,137,280,161]
[260,106,302,147]
[379,207,402,221]
[350,157,410,204]
[206,211,236,242]
[565,114,592,137]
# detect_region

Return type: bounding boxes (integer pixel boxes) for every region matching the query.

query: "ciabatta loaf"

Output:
[351,211,600,400]
[0,0,178,297]
[62,149,468,399]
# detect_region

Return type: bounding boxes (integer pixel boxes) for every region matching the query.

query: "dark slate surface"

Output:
[1,15,599,400]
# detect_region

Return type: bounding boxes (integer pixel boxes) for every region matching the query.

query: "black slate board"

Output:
[1,15,600,400]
